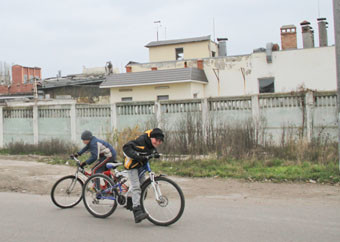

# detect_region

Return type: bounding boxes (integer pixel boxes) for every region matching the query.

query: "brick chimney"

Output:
[280,25,297,50]
[197,60,203,70]
[317,17,328,47]
[126,66,132,72]
[301,20,315,48]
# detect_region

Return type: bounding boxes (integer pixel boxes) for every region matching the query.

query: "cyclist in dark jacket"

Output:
[122,128,164,223]
[75,130,117,175]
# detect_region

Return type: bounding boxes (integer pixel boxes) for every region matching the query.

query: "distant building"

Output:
[101,68,208,103]
[101,21,335,103]
[38,63,119,104]
[144,35,220,63]
[0,64,41,101]
[39,76,109,104]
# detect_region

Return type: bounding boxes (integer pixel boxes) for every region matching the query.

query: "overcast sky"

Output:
[0,0,335,78]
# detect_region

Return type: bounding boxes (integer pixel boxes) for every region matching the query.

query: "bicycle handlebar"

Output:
[69,155,85,172]
[144,153,161,160]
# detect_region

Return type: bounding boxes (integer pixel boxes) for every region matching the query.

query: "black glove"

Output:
[153,153,160,159]
[80,162,86,168]
[138,156,148,163]
[71,153,78,158]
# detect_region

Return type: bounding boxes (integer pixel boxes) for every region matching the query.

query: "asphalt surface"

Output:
[1,192,339,242]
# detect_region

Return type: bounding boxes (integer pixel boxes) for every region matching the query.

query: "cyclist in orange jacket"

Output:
[122,128,164,223]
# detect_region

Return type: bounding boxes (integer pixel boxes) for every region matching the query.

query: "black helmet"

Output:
[81,130,93,140]
[150,128,164,141]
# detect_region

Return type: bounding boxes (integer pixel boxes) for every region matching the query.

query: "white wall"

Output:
[148,40,218,62]
[204,46,336,97]
[110,82,206,103]
[112,46,336,100]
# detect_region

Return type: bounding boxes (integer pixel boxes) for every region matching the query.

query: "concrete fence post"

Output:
[201,98,209,139]
[70,103,77,143]
[33,104,38,145]
[251,95,260,143]
[0,107,3,148]
[155,101,162,128]
[110,103,117,131]
[305,91,314,142]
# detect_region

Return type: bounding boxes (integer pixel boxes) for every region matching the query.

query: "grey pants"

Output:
[127,168,146,208]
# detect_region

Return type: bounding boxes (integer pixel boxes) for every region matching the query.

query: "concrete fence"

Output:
[0,91,337,148]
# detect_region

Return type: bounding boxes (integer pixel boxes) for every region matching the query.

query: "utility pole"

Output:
[333,0,340,171]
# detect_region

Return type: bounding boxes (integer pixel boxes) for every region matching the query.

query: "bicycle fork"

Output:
[149,172,163,202]
[67,172,79,194]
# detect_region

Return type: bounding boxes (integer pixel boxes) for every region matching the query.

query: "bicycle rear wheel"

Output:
[83,174,118,218]
[51,175,83,208]
[141,176,185,226]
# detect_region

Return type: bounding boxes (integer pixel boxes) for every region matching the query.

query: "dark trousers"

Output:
[92,156,115,190]
[92,156,115,174]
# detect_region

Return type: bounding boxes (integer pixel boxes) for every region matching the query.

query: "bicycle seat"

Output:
[106,162,123,169]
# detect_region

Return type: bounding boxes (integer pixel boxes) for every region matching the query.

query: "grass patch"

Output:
[150,158,340,184]
[1,139,77,156]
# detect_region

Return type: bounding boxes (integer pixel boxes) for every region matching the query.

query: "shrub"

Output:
[3,139,76,156]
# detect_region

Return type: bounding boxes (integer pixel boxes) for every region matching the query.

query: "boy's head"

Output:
[81,130,93,144]
[150,128,164,148]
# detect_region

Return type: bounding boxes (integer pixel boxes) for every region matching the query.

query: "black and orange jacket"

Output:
[122,129,157,169]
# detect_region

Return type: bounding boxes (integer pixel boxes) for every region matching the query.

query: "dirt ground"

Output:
[0,155,339,205]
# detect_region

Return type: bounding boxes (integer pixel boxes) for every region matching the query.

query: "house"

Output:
[145,35,221,62]
[101,68,208,103]
[101,18,336,103]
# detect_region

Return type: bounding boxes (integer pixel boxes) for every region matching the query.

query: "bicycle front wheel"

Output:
[141,176,185,226]
[83,174,118,218]
[51,175,83,208]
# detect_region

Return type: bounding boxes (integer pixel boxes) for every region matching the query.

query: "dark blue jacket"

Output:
[78,136,116,165]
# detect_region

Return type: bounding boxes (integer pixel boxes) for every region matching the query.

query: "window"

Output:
[157,95,169,101]
[193,93,198,99]
[212,51,216,57]
[24,74,28,83]
[175,48,184,60]
[119,88,133,92]
[121,97,132,101]
[155,86,169,90]
[259,77,275,93]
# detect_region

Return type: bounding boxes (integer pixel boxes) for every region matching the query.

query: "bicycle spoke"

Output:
[141,177,185,226]
[51,176,83,208]
[83,174,117,218]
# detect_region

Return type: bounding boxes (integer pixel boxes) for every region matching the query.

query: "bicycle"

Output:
[50,155,114,209]
[82,154,185,226]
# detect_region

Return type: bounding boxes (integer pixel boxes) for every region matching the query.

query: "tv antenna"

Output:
[154,20,161,41]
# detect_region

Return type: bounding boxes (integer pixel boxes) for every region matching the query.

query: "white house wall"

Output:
[203,55,252,97]
[190,82,206,98]
[110,82,204,103]
[203,46,336,97]
[148,40,217,62]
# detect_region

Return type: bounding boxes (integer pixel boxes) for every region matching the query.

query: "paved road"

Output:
[1,192,339,242]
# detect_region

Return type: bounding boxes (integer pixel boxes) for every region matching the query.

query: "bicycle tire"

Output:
[140,176,185,226]
[51,175,83,209]
[82,174,118,218]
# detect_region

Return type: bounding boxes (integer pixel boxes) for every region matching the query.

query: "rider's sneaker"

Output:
[133,206,148,223]
[125,196,133,211]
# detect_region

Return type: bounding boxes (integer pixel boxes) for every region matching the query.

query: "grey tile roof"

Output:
[100,68,208,88]
[145,35,211,48]
[40,77,105,89]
